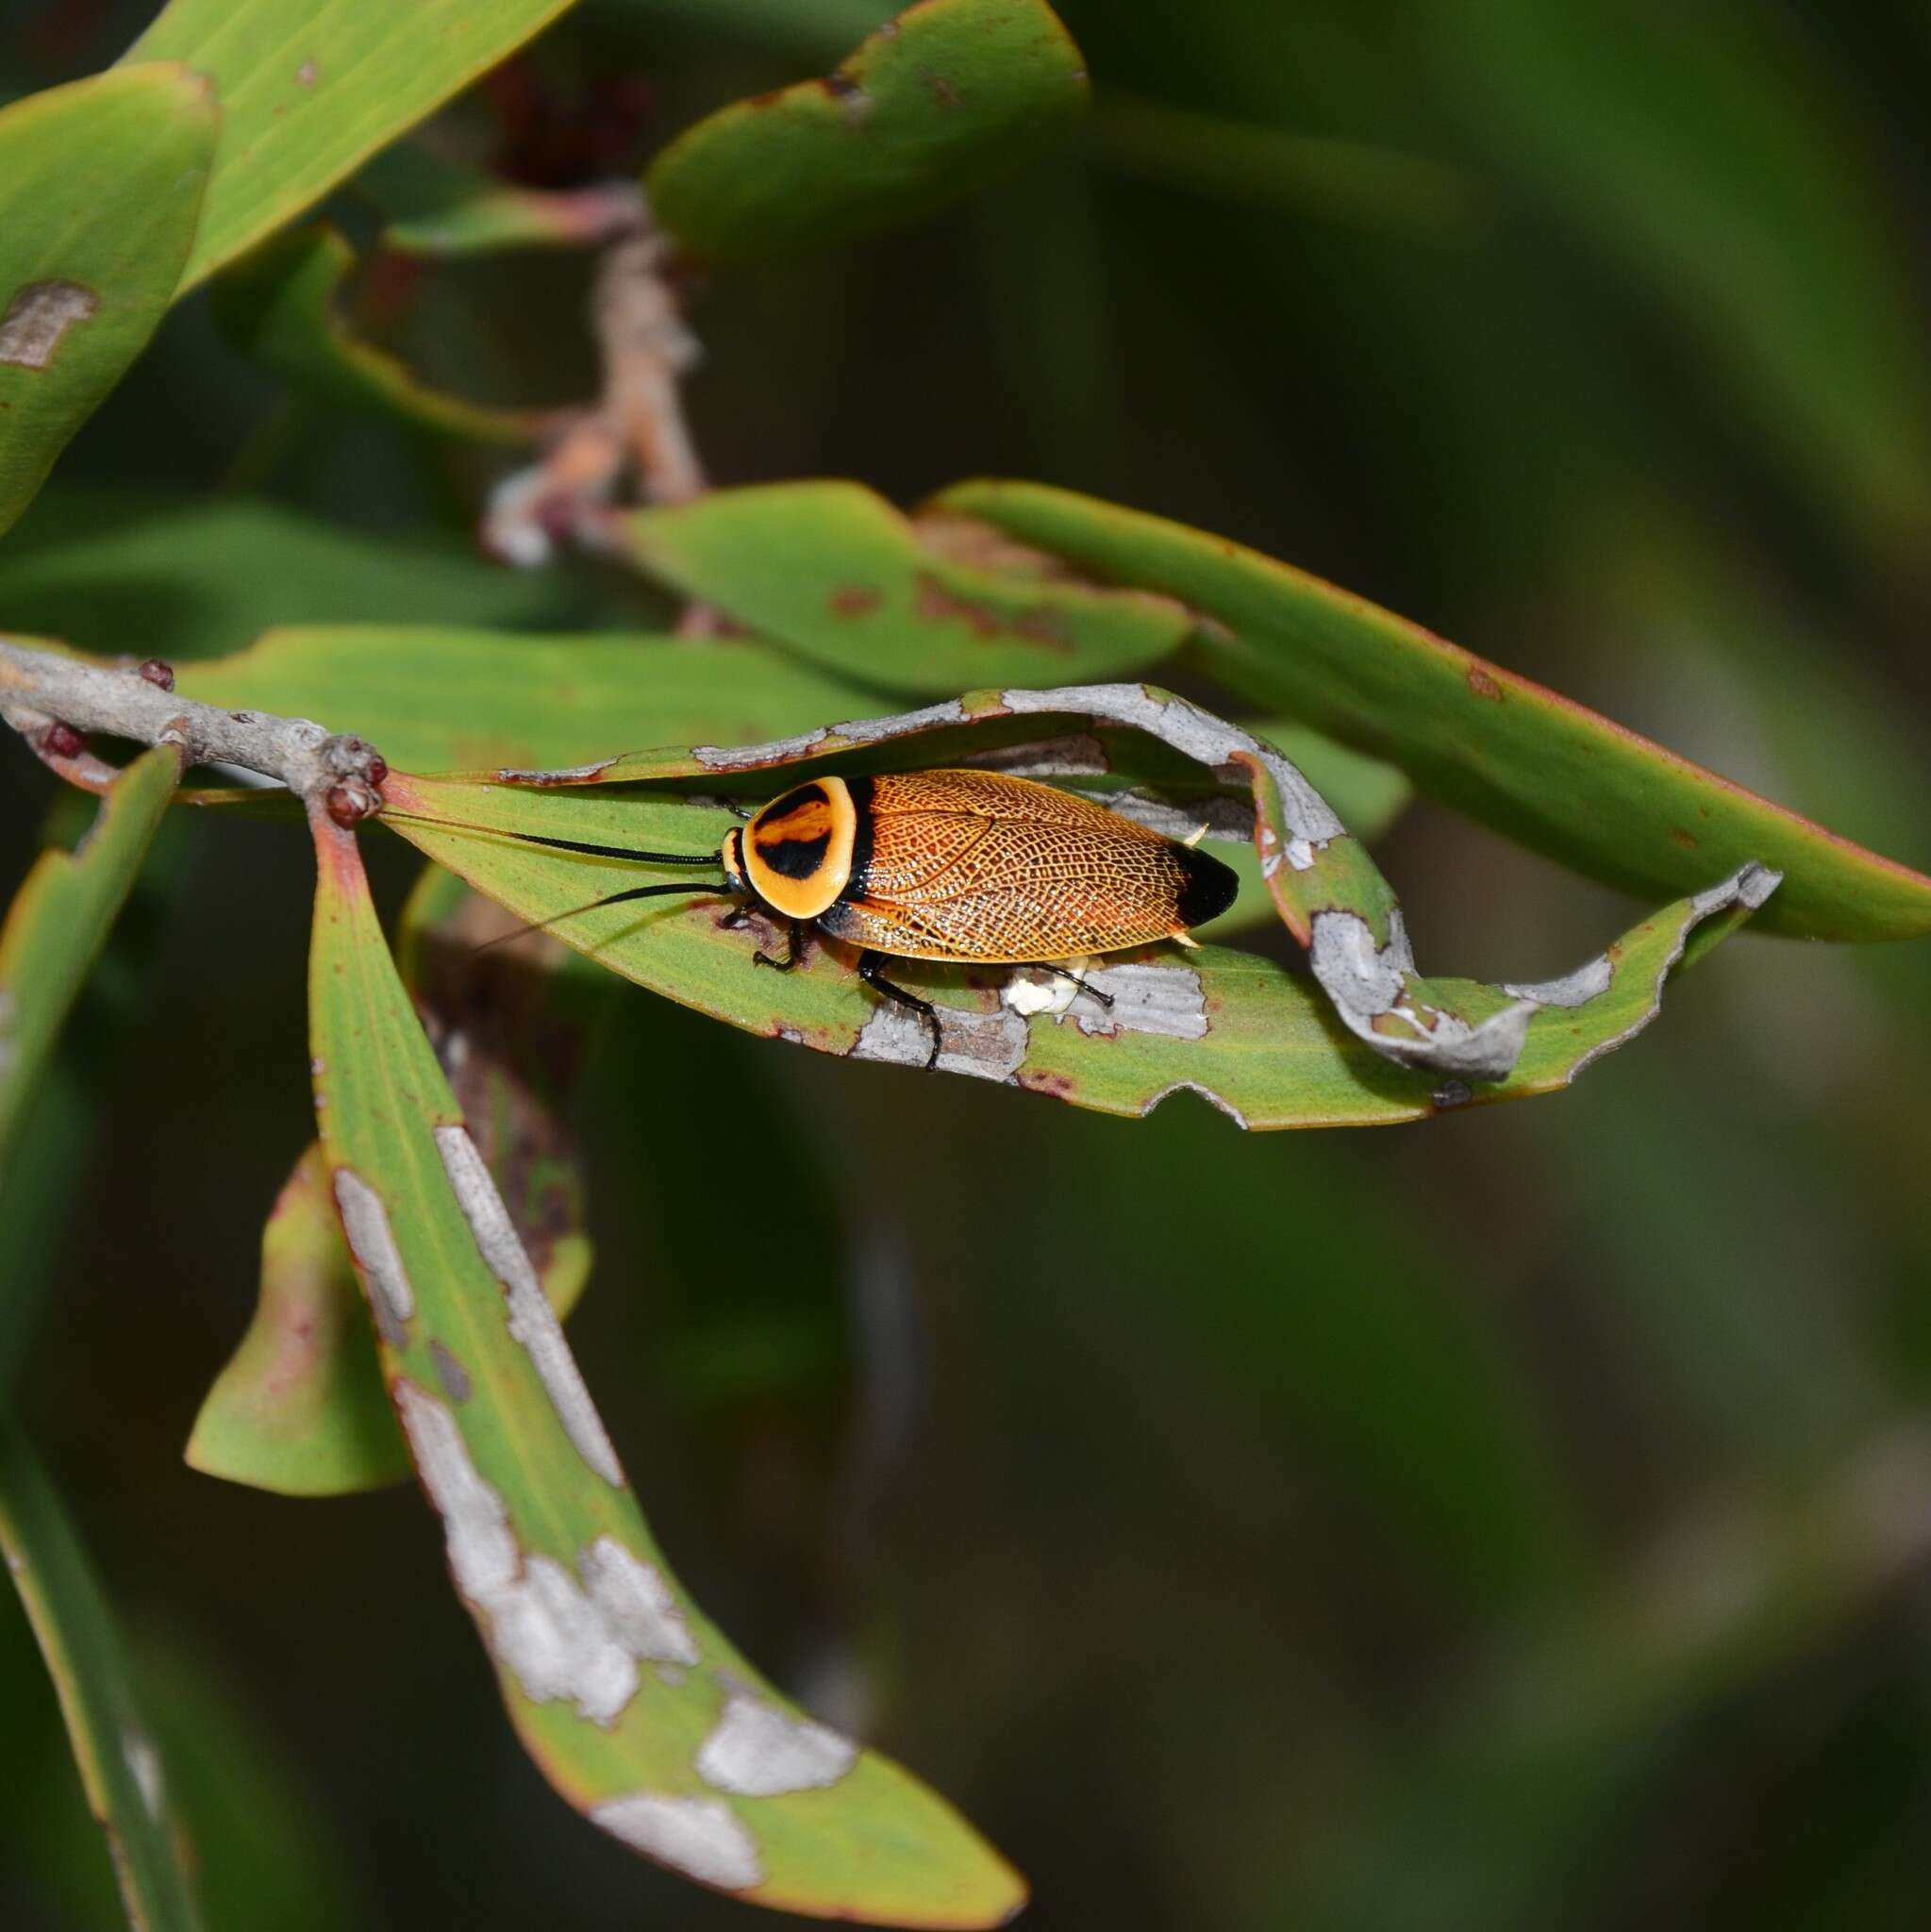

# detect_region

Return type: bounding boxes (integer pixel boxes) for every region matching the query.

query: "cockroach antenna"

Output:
[470,877,731,954]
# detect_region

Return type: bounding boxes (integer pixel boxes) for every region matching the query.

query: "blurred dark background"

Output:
[6,1,1931,1926]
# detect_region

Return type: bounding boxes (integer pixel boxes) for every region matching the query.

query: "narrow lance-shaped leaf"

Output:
[0,747,180,1180]
[212,226,549,448]
[175,626,890,774]
[376,682,1775,1123]
[125,0,580,293]
[306,807,1021,1923]
[0,67,217,537]
[647,0,1089,261]
[0,1421,204,1932]
[191,870,601,1497]
[935,480,1931,942]
[613,481,1193,692]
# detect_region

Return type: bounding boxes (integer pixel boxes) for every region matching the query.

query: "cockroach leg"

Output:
[752,919,807,973]
[858,951,942,1072]
[1028,963,1114,1009]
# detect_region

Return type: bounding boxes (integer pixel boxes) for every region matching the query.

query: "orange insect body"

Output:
[411,767,1239,1070]
[722,770,1238,963]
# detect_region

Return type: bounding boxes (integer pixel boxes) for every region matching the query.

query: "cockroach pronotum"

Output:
[397,769,1240,1069]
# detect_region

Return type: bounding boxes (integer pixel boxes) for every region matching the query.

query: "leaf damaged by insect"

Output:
[304,799,1025,1924]
[375,679,1784,1120]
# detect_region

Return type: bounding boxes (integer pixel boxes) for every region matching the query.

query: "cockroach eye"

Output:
[367,755,389,787]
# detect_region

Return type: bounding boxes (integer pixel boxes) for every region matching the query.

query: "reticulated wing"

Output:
[833,807,1191,963]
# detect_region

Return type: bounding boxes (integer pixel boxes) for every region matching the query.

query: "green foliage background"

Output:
[5,1,1931,1927]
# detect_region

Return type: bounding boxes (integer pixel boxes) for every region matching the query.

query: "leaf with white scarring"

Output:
[373,681,1777,1117]
[305,805,1021,1923]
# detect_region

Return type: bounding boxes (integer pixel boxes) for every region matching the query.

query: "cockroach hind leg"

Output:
[858,952,943,1072]
[1042,961,1114,1008]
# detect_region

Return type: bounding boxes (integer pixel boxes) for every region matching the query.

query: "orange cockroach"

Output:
[423,769,1239,1069]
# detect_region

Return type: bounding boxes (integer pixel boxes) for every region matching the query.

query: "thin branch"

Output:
[0,640,386,821]
[480,213,707,568]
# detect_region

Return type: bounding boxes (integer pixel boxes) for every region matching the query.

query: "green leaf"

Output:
[307,807,1022,1922]
[175,624,883,774]
[211,225,546,446]
[376,680,1772,1123]
[0,488,593,662]
[647,0,1089,260]
[187,1144,405,1496]
[936,480,1931,942]
[0,66,217,539]
[356,143,644,257]
[0,748,179,1182]
[0,1421,204,1932]
[124,0,581,294]
[616,482,1191,692]
[191,867,598,1497]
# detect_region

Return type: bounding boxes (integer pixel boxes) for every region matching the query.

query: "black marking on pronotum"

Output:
[837,774,877,906]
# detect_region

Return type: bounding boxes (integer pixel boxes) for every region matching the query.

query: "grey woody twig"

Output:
[479,217,706,568]
[0,637,387,822]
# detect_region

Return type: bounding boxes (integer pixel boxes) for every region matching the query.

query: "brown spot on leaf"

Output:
[1670,826,1698,849]
[912,572,1073,653]
[0,281,99,369]
[1016,1068,1076,1101]
[926,74,962,109]
[827,584,882,617]
[1466,663,1503,702]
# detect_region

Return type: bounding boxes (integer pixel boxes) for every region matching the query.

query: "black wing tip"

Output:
[1174,843,1240,928]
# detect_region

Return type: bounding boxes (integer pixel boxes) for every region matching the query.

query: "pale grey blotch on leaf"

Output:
[433,1124,624,1488]
[591,1792,763,1890]
[121,1726,165,1820]
[851,1000,1028,1081]
[0,279,98,368]
[579,1535,700,1668]
[331,1167,414,1345]
[696,1692,858,1797]
[1074,961,1208,1040]
[392,1381,641,1726]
